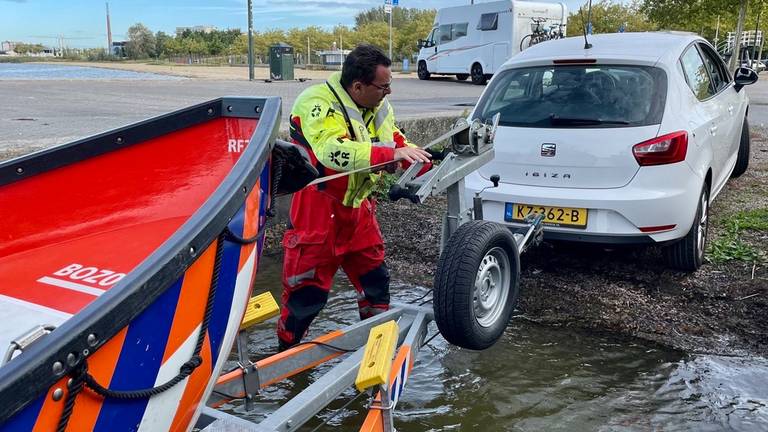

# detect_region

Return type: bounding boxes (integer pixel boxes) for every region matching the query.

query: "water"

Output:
[222,254,768,431]
[0,62,182,80]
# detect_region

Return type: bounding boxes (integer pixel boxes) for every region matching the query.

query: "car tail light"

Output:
[639,224,677,232]
[633,131,688,166]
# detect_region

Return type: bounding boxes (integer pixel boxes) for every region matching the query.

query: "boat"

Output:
[0,97,283,431]
[0,97,539,432]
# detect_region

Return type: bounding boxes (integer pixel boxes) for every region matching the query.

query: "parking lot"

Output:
[0,74,485,159]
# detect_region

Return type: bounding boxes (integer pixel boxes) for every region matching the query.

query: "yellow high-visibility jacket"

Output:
[289,72,415,208]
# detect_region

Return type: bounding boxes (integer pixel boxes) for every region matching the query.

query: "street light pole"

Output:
[388,7,392,60]
[247,0,254,81]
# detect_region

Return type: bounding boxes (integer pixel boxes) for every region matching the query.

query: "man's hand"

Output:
[394,146,432,164]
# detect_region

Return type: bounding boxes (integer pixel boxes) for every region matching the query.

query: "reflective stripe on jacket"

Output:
[289,72,413,208]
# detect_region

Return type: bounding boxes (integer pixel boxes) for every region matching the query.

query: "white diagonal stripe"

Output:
[37,276,105,296]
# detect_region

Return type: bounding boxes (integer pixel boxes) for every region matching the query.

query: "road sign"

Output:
[384,4,392,12]
[392,0,398,5]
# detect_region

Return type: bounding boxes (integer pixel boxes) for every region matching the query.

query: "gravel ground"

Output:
[265,128,768,357]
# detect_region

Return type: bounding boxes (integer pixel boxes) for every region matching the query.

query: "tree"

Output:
[395,10,435,60]
[155,31,173,58]
[126,23,156,59]
[569,0,654,35]
[347,22,390,54]
[13,43,46,54]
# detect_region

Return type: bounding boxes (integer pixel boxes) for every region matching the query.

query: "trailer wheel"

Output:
[470,63,486,85]
[418,61,431,80]
[433,221,520,350]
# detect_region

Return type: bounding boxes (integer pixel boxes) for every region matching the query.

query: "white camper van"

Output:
[417,0,567,84]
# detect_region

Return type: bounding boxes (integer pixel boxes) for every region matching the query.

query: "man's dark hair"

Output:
[340,44,391,88]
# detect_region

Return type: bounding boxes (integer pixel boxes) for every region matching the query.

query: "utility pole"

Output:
[729,0,748,72]
[388,4,393,60]
[307,36,311,66]
[247,0,254,81]
[755,4,762,63]
[105,2,113,55]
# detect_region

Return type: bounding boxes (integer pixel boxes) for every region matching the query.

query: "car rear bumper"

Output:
[465,162,704,244]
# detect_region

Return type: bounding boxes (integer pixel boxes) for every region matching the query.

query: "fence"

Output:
[163,54,412,72]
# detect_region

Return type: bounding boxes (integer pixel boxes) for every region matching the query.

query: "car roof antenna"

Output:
[579,0,593,49]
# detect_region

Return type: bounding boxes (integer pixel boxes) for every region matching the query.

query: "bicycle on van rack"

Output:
[520,17,565,51]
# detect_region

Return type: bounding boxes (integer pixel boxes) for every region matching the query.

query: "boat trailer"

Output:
[199,115,545,431]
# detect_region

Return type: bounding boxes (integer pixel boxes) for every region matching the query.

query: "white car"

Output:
[466,32,758,271]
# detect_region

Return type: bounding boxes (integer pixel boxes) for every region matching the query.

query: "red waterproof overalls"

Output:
[276,73,427,349]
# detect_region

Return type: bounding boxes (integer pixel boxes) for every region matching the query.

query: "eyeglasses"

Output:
[368,81,392,91]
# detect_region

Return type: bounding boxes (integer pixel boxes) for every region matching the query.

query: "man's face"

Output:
[349,65,392,109]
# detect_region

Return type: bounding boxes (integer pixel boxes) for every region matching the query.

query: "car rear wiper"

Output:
[549,115,630,125]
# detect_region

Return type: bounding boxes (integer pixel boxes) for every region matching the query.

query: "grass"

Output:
[708,208,768,264]
[371,172,398,200]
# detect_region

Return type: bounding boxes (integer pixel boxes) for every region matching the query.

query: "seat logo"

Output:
[541,143,556,157]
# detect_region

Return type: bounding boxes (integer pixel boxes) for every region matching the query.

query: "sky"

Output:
[1,0,593,49]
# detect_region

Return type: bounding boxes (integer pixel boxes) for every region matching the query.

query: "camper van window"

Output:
[452,23,469,40]
[478,13,499,31]
[439,24,452,43]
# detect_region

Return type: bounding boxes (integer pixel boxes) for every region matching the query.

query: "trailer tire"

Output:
[433,221,520,350]
[418,61,431,80]
[471,63,486,85]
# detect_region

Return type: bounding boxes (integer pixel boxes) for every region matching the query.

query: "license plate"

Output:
[506,203,588,228]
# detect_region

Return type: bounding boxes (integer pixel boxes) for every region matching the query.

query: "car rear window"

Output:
[474,65,667,128]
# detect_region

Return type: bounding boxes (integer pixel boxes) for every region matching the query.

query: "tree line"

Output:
[121,6,435,62]
[9,1,767,61]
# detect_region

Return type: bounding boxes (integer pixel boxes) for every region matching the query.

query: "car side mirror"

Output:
[734,67,758,92]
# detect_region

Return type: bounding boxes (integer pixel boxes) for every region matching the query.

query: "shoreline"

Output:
[34,60,419,81]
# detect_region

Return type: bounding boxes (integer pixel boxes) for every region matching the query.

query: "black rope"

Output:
[421,331,441,348]
[266,153,284,217]
[409,289,433,305]
[291,340,355,353]
[83,233,223,399]
[56,362,87,432]
[224,225,265,245]
[55,234,225,430]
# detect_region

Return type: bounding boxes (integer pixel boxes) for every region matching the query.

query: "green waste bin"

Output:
[269,43,294,81]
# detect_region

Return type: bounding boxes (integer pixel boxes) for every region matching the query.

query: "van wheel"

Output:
[471,63,486,85]
[418,61,431,80]
[731,117,750,178]
[456,74,469,81]
[433,221,520,350]
[664,183,709,271]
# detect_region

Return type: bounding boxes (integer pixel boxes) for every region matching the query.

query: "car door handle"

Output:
[709,125,718,135]
[728,105,734,115]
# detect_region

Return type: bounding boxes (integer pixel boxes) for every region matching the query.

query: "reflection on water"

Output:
[221,254,768,431]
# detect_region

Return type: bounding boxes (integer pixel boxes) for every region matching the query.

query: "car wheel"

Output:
[433,221,520,350]
[664,183,709,271]
[731,117,750,178]
[456,73,469,81]
[417,61,431,80]
[471,63,486,85]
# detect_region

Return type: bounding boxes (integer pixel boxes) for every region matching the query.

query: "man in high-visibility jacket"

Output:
[277,44,431,350]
